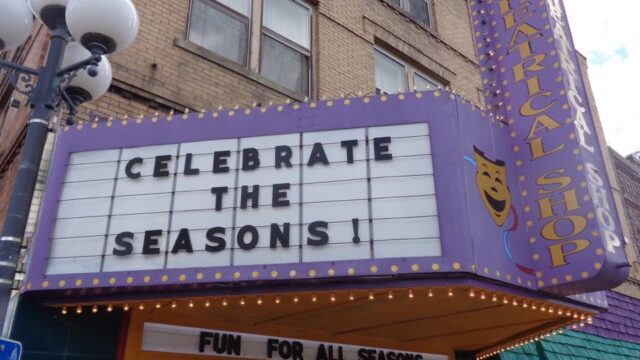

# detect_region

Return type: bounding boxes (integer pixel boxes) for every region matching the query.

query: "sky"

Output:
[563,0,639,156]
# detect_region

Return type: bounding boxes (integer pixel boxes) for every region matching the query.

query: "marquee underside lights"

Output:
[53,286,594,358]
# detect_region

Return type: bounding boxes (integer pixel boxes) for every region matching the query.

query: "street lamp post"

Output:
[0,0,139,331]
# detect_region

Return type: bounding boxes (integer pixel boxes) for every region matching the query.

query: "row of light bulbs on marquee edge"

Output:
[57,287,594,358]
[62,84,503,131]
[58,286,594,323]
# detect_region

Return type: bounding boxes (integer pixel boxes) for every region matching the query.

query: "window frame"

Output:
[186,0,253,67]
[387,0,434,30]
[183,0,314,99]
[413,69,441,91]
[259,0,313,96]
[373,47,409,94]
[374,46,443,94]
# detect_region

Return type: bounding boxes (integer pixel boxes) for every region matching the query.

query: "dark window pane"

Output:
[389,0,401,7]
[261,35,309,95]
[189,0,249,65]
[407,0,430,27]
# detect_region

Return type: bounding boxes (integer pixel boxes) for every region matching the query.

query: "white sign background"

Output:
[141,322,449,360]
[46,123,440,275]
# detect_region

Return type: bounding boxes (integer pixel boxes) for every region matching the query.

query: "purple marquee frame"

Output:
[23,88,625,301]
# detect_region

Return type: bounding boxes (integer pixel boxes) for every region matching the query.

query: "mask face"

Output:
[473,147,511,226]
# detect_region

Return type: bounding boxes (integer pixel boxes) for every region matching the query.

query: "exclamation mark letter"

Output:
[352,218,360,244]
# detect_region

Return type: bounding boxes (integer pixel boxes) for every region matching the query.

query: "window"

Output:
[261,0,311,95]
[374,48,442,94]
[374,49,408,94]
[389,0,432,28]
[188,0,251,65]
[414,71,439,91]
[186,0,312,96]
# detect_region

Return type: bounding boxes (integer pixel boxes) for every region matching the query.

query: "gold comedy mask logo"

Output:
[473,146,511,226]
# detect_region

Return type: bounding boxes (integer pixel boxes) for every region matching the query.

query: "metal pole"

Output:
[0,27,69,330]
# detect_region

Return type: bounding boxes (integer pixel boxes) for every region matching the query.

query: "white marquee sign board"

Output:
[46,123,440,275]
[142,322,448,360]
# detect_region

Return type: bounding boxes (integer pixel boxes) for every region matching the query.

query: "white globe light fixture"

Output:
[0,0,34,51]
[28,0,69,29]
[62,42,112,104]
[66,0,139,55]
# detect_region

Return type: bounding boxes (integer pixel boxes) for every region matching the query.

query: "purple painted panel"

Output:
[22,89,624,301]
[469,0,629,294]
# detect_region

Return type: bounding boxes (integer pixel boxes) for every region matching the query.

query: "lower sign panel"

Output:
[45,123,441,275]
[141,322,448,360]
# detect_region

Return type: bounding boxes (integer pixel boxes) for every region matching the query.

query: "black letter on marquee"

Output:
[125,157,143,179]
[307,221,329,246]
[184,153,200,175]
[228,334,242,356]
[211,186,229,211]
[237,225,259,250]
[272,183,290,207]
[171,228,194,254]
[357,349,369,360]
[292,341,303,360]
[308,142,329,166]
[374,137,393,160]
[205,227,226,252]
[240,185,260,209]
[198,331,213,352]
[341,140,359,164]
[199,331,213,353]
[213,150,231,173]
[113,232,134,256]
[267,339,279,359]
[270,223,290,248]
[317,344,329,360]
[153,155,172,177]
[142,229,162,255]
[242,148,260,170]
[275,145,293,168]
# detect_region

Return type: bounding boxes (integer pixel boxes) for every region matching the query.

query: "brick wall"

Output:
[69,0,482,123]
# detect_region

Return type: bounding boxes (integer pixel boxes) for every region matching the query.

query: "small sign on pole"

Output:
[0,338,21,360]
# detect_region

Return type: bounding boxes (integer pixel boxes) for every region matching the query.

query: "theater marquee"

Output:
[23,86,626,298]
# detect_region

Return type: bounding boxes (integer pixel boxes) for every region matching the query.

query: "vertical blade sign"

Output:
[469,0,629,293]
